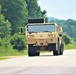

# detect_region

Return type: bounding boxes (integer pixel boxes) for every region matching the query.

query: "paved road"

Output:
[0,50,76,75]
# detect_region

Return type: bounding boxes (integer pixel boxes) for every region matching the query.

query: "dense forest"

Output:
[0,0,76,54]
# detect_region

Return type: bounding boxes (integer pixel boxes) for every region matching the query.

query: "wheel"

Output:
[36,52,40,56]
[57,39,61,55]
[60,44,64,55]
[28,44,36,56]
[52,44,58,56]
[53,50,58,56]
[53,49,59,56]
[53,40,60,56]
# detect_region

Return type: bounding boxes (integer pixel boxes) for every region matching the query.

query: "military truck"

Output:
[25,18,64,56]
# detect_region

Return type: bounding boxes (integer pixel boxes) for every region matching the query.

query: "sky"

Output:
[38,0,76,20]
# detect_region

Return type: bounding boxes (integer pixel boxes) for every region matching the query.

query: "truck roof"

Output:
[28,18,45,23]
[27,23,58,26]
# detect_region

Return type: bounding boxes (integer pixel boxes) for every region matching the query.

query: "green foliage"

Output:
[74,38,76,42]
[40,10,47,17]
[0,5,11,38]
[64,42,76,50]
[0,37,27,56]
[10,34,26,51]
[45,17,48,22]
[25,0,42,18]
[1,0,28,35]
[0,38,13,54]
[63,34,71,45]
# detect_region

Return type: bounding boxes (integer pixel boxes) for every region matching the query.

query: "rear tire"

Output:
[36,52,40,56]
[60,44,64,55]
[28,44,36,56]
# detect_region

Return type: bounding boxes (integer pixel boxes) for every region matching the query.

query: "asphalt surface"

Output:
[0,50,76,75]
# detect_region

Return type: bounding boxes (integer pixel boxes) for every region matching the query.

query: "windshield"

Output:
[27,24,56,33]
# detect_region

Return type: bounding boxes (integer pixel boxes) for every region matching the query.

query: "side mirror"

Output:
[27,29,29,31]
[59,26,63,32]
[20,27,25,35]
[21,28,24,33]
[59,33,62,36]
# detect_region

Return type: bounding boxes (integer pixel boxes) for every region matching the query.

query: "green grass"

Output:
[0,50,28,56]
[64,42,76,50]
[0,57,9,60]
[0,49,28,60]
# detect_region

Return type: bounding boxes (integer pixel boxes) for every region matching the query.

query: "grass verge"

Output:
[0,49,28,60]
[64,42,76,50]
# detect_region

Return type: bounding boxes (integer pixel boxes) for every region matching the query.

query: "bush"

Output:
[63,34,71,45]
[0,37,27,56]
[74,38,76,42]
[0,38,13,49]
[64,42,76,50]
[10,34,26,51]
[0,38,13,54]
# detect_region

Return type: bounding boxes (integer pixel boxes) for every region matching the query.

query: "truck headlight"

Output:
[52,34,55,38]
[27,35,30,38]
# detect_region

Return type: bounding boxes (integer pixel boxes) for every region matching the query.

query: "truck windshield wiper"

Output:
[43,31,50,32]
[29,31,37,33]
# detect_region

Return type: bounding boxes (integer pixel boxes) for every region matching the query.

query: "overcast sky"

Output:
[38,0,76,20]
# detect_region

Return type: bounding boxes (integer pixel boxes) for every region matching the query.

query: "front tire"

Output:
[60,44,64,55]
[36,52,40,56]
[28,44,36,56]
[53,40,60,56]
[53,44,58,56]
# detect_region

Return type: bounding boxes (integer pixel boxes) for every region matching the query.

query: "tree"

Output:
[40,10,47,17]
[1,0,28,35]
[63,34,71,45]
[10,34,26,51]
[0,5,11,38]
[25,0,41,18]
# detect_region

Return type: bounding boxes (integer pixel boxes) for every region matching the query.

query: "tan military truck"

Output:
[26,18,64,56]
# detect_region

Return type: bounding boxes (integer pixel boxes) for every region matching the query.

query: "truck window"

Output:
[27,24,56,33]
[42,24,56,32]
